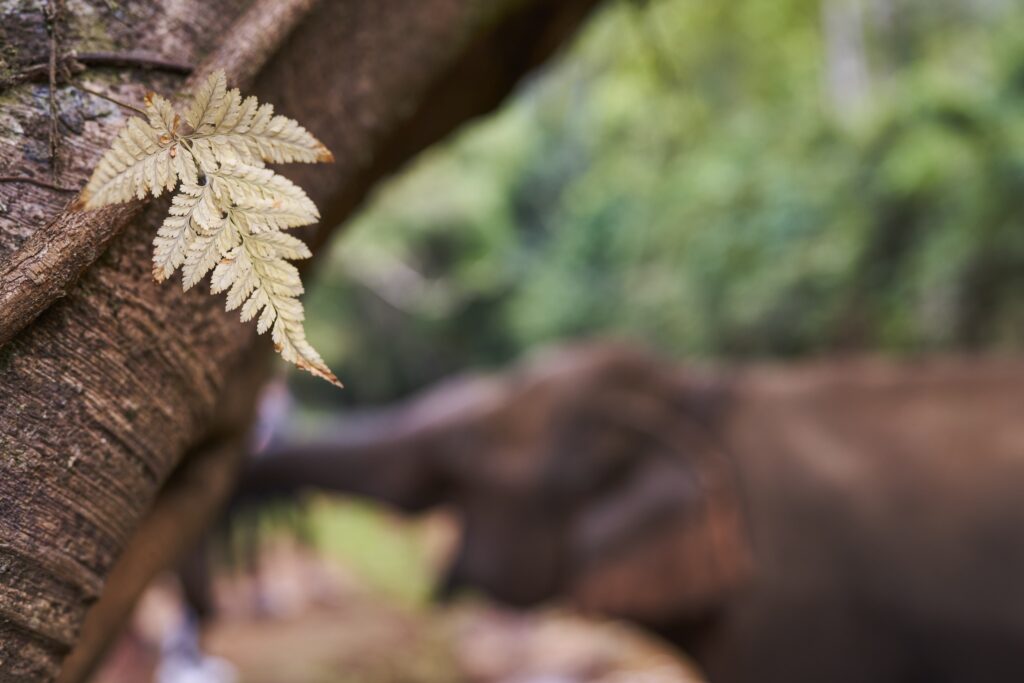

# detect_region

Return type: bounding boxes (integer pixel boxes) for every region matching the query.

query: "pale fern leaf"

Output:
[187,87,260,167]
[272,313,337,385]
[257,305,277,335]
[210,246,242,294]
[241,251,304,299]
[173,145,200,186]
[182,71,332,166]
[182,218,239,291]
[80,117,179,207]
[218,89,248,132]
[185,69,227,131]
[192,187,225,231]
[81,93,192,208]
[229,202,318,233]
[152,182,219,282]
[152,217,193,283]
[244,231,313,260]
[145,92,179,138]
[223,232,338,385]
[222,250,258,310]
[208,162,319,219]
[190,136,258,171]
[244,102,334,164]
[239,287,268,323]
[77,72,339,385]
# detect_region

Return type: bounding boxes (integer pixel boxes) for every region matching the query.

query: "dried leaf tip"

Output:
[317,146,335,163]
[79,70,339,386]
[301,359,344,388]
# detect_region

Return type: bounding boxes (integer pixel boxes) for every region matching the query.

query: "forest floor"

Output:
[93,502,706,683]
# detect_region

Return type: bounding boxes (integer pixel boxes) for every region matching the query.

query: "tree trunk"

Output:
[0,0,601,679]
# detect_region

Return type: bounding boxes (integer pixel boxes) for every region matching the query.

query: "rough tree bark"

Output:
[0,0,601,679]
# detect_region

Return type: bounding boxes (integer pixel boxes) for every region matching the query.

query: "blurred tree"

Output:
[300,0,1024,405]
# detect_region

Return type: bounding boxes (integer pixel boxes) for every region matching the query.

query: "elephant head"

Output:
[239,341,752,629]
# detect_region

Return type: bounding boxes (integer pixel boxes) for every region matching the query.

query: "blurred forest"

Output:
[98,3,1024,681]
[292,0,1024,406]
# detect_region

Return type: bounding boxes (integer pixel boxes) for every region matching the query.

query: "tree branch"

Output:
[0,0,602,678]
[56,432,252,683]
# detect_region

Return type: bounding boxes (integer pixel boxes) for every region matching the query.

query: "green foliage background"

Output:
[300,0,1024,405]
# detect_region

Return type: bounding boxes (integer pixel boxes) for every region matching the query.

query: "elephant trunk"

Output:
[234,409,451,513]
[233,372,505,511]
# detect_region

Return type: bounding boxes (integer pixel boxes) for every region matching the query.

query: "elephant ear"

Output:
[559,377,752,626]
[568,474,750,624]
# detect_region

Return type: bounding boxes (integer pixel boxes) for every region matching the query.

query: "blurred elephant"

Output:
[229,342,1024,683]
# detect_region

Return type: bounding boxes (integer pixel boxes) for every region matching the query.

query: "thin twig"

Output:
[45,0,65,176]
[0,176,77,193]
[4,62,52,85]
[0,52,193,93]
[74,82,148,116]
[73,51,193,75]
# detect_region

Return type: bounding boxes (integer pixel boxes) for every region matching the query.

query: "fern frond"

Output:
[207,162,319,235]
[152,182,221,282]
[77,70,339,385]
[187,90,263,170]
[184,71,332,166]
[80,90,199,208]
[182,215,240,291]
[243,230,314,261]
[205,222,337,386]
[210,246,252,302]
[80,117,178,206]
[229,203,319,233]
[244,102,334,164]
[185,69,228,131]
[145,92,180,139]
[273,313,339,386]
[237,234,338,386]
[207,162,319,221]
